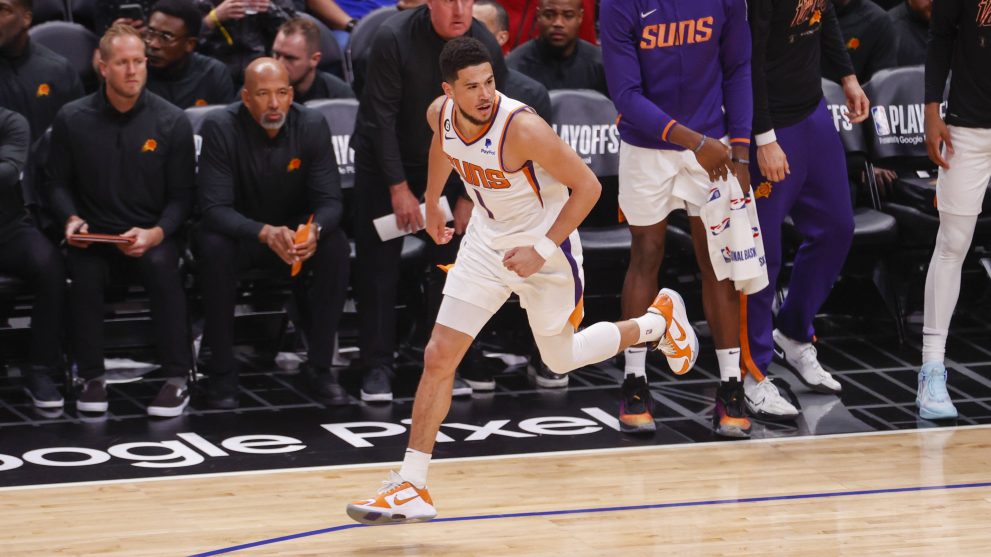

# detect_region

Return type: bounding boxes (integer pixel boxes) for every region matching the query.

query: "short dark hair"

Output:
[277,17,321,55]
[439,36,492,84]
[11,0,32,11]
[475,0,508,33]
[150,0,202,38]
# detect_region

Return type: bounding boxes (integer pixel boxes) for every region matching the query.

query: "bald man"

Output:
[196,57,351,409]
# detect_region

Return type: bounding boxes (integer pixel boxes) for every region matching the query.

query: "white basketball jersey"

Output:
[440,92,569,250]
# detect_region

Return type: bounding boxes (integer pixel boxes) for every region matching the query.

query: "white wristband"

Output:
[534,236,557,260]
[755,130,777,146]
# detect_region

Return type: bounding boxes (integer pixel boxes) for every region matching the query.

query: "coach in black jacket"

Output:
[196,58,350,409]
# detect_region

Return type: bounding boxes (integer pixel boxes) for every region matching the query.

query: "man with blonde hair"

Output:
[48,24,196,417]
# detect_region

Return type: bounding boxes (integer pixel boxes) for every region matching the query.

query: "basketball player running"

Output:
[346,36,697,525]
[917,0,991,419]
[600,0,756,437]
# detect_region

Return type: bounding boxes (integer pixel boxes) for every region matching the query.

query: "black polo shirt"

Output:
[295,70,355,104]
[197,102,342,240]
[47,89,195,236]
[0,108,29,229]
[506,38,608,97]
[146,53,235,109]
[0,40,85,140]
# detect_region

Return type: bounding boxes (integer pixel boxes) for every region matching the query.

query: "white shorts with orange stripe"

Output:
[441,225,585,337]
[618,140,709,226]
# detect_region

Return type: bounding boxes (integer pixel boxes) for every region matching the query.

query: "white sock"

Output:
[922,328,947,365]
[715,348,741,382]
[633,312,666,344]
[624,347,647,378]
[923,212,976,364]
[398,448,431,488]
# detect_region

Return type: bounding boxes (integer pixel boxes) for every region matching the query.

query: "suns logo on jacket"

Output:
[36,83,50,97]
[640,17,714,49]
[287,158,302,172]
[141,139,157,153]
[978,0,991,27]
[792,0,828,27]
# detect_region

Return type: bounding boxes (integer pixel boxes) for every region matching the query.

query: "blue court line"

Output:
[189,480,991,556]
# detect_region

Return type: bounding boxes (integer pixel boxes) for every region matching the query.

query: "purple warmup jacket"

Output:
[600,0,753,151]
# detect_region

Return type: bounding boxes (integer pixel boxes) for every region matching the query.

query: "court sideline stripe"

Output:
[188,480,991,556]
[2,423,988,493]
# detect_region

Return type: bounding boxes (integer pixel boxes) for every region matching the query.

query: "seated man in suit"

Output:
[196,57,350,408]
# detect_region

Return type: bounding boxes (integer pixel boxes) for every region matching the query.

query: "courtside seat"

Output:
[30,0,67,25]
[28,22,98,90]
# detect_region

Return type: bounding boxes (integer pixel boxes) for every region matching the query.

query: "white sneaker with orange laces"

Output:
[648,288,699,375]
[346,471,437,525]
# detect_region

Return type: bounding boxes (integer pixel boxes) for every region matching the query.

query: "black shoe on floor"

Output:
[77,379,108,413]
[452,374,473,397]
[528,359,568,389]
[204,373,239,410]
[713,378,752,439]
[618,375,655,434]
[307,365,350,406]
[24,371,64,409]
[361,365,394,402]
[458,347,495,391]
[148,382,190,418]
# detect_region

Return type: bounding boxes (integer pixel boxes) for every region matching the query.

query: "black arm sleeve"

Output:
[749,0,774,135]
[925,0,958,104]
[197,117,266,239]
[305,116,343,233]
[46,111,78,223]
[0,110,29,198]
[156,114,195,237]
[820,3,855,79]
[362,27,407,187]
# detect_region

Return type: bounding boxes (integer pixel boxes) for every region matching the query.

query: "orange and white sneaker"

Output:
[648,288,699,375]
[346,471,437,525]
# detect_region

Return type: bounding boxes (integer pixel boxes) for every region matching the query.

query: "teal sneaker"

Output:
[917,362,958,420]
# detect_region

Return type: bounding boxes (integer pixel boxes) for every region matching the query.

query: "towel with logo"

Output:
[674,175,769,295]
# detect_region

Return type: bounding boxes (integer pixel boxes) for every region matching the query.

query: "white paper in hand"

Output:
[373,197,453,241]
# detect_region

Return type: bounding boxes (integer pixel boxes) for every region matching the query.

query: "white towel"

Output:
[675,175,769,295]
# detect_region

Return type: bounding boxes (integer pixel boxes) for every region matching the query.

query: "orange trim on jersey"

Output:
[615,113,622,127]
[569,297,585,330]
[730,137,751,145]
[618,207,626,223]
[453,94,502,145]
[521,162,544,207]
[498,104,536,172]
[437,97,448,137]
[661,120,677,142]
[739,293,765,381]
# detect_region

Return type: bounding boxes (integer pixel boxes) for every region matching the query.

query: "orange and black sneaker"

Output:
[346,471,437,525]
[619,375,655,434]
[713,378,752,439]
[648,288,699,375]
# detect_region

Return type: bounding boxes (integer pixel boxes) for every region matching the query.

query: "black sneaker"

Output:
[24,372,64,409]
[458,348,496,391]
[77,379,108,413]
[713,378,752,439]
[307,365,350,406]
[361,365,394,402]
[618,375,655,434]
[204,373,240,410]
[528,359,568,388]
[148,382,190,418]
[452,374,473,397]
